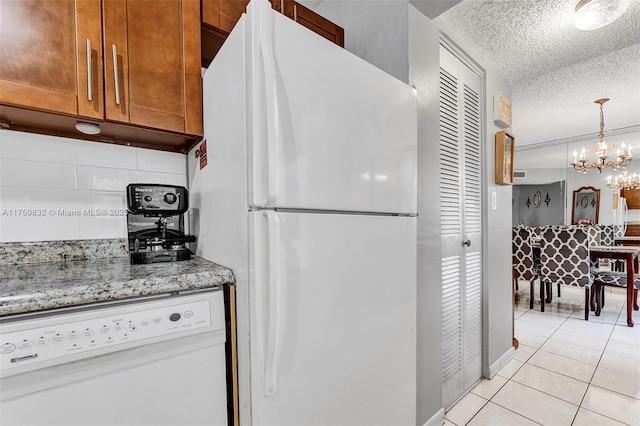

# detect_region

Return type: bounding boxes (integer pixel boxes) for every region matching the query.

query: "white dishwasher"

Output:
[0,289,228,426]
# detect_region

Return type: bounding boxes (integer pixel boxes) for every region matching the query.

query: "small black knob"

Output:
[163,193,177,204]
[143,195,153,202]
[169,313,181,322]
[463,240,471,247]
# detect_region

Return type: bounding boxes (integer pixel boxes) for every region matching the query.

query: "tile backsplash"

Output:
[0,130,188,242]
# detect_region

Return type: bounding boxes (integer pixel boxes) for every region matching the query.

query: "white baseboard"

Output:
[422,407,445,426]
[488,346,515,378]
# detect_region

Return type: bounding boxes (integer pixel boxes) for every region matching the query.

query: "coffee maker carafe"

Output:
[126,184,196,264]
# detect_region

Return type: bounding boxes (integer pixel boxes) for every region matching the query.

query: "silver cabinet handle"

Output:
[112,44,121,105]
[463,240,471,247]
[86,39,93,101]
[293,4,297,21]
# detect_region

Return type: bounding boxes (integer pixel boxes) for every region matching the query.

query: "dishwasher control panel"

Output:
[0,291,224,377]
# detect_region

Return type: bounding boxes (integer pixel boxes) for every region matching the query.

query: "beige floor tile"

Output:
[466,401,538,426]
[527,350,596,382]
[579,308,624,325]
[572,408,627,426]
[513,343,537,362]
[491,381,578,425]
[539,339,603,365]
[549,329,608,351]
[515,319,558,338]
[609,327,640,347]
[515,330,548,349]
[558,318,614,340]
[510,363,588,405]
[469,375,508,400]
[598,352,640,378]
[591,365,640,399]
[517,309,570,328]
[612,321,640,336]
[581,385,640,425]
[443,420,456,426]
[444,392,487,426]
[496,358,524,379]
[605,340,640,361]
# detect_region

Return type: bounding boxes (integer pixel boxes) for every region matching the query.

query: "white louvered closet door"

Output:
[439,44,483,410]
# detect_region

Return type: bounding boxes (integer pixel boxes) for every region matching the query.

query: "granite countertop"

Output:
[0,240,235,317]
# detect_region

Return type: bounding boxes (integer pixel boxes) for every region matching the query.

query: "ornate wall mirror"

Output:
[571,186,600,225]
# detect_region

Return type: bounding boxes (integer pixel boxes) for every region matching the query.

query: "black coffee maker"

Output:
[126,184,196,264]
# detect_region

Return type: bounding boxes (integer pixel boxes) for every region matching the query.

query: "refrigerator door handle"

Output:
[259,2,281,207]
[263,210,282,396]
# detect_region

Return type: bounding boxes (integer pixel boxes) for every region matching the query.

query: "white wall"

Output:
[0,130,187,242]
[409,6,514,424]
[307,0,409,82]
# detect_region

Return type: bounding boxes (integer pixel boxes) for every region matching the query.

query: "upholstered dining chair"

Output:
[550,225,600,301]
[593,269,640,316]
[513,226,539,309]
[539,226,595,320]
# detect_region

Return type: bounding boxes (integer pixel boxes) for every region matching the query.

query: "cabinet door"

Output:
[103,0,202,136]
[220,0,251,33]
[0,0,103,119]
[283,1,344,47]
[204,0,282,34]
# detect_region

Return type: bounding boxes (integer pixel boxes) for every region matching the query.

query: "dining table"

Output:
[590,245,640,327]
[614,236,640,246]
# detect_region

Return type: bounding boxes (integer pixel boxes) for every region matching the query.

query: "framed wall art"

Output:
[495,130,515,185]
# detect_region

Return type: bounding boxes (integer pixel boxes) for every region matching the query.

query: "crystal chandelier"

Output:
[607,171,640,190]
[570,98,632,174]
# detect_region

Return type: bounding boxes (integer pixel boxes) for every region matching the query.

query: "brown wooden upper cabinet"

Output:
[103,0,202,136]
[282,1,344,47]
[201,0,343,66]
[0,0,104,120]
[0,0,202,151]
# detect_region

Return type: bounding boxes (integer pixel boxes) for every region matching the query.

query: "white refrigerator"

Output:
[188,0,417,424]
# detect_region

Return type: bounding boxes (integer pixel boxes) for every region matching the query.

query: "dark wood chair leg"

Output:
[540,280,545,312]
[557,283,561,298]
[602,287,605,308]
[594,283,602,316]
[634,289,639,311]
[585,287,590,320]
[590,284,596,311]
[530,279,535,309]
[545,282,552,303]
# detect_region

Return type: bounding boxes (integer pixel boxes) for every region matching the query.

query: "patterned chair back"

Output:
[540,226,592,288]
[613,224,624,238]
[513,227,536,281]
[599,225,615,246]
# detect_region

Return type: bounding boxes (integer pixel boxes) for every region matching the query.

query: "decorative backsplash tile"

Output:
[0,130,187,242]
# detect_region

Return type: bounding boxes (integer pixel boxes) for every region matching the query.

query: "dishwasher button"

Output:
[35,337,49,347]
[82,329,94,338]
[184,310,194,319]
[67,331,80,340]
[51,334,65,344]
[169,313,181,322]
[0,343,16,354]
[18,340,33,350]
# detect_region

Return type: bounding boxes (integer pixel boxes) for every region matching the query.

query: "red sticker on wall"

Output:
[199,140,208,170]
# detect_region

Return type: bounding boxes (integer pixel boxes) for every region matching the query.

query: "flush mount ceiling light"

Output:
[75,122,101,135]
[574,0,631,31]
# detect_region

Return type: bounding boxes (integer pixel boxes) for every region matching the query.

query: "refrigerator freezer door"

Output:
[248,0,417,214]
[249,211,417,425]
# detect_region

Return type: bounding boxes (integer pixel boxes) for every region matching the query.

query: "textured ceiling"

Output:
[440,0,640,147]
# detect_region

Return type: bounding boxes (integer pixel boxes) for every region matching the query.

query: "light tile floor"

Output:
[444,284,640,426]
